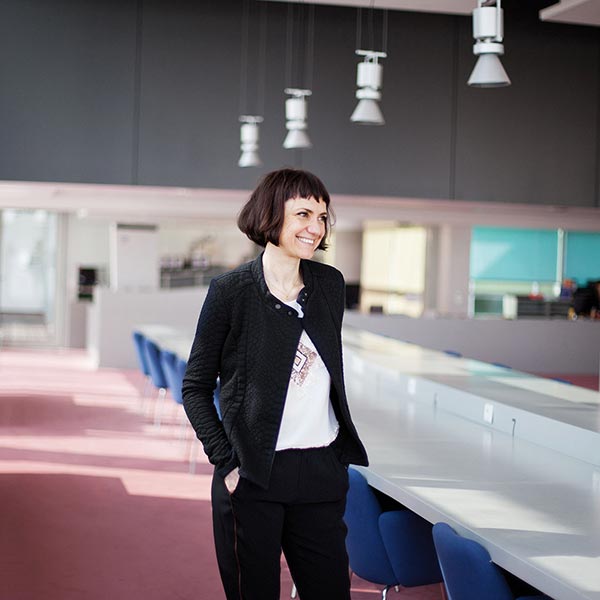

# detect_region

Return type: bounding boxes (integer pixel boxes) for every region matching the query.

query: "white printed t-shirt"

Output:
[275,299,340,451]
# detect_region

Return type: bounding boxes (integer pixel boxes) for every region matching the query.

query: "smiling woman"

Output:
[182,168,368,600]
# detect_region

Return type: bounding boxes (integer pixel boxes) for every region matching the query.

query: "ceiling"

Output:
[265,0,600,27]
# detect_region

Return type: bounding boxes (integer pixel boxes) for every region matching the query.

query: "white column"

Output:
[110,223,159,292]
[331,230,363,284]
[433,224,472,318]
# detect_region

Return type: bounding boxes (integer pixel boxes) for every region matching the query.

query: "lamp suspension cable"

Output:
[356,1,387,55]
[238,0,250,118]
[368,0,375,51]
[237,0,266,168]
[256,1,267,118]
[283,1,314,152]
[305,4,315,93]
[356,7,362,54]
[285,2,294,91]
[382,7,388,54]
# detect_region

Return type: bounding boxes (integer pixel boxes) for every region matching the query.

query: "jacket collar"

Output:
[251,251,313,310]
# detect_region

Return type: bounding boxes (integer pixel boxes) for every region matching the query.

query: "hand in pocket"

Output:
[224,467,240,494]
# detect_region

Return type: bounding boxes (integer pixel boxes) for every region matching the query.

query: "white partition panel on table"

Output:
[343,311,600,375]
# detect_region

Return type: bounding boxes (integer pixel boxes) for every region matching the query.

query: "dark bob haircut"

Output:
[237,168,333,250]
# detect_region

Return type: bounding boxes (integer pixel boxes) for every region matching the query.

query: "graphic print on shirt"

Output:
[291,340,317,386]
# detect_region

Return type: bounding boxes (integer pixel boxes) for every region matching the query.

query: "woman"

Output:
[182,168,368,600]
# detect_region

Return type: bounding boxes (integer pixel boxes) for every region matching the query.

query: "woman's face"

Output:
[277,196,328,260]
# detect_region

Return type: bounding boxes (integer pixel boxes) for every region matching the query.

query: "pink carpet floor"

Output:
[0,348,443,600]
[533,373,599,391]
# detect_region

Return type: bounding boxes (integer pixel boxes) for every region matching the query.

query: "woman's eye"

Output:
[319,216,328,223]
[297,211,308,217]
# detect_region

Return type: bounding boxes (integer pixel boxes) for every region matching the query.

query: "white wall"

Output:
[66,216,110,302]
[64,217,255,348]
[66,218,253,302]
[87,286,208,369]
[158,222,255,268]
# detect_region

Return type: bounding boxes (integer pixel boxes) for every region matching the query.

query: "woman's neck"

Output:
[263,243,303,301]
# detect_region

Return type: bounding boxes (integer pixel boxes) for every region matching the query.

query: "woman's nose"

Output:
[307,219,323,234]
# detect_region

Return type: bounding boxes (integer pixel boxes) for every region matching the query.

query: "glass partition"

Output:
[0,209,58,344]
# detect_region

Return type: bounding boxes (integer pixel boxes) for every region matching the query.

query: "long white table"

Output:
[135,323,600,599]
[343,328,600,600]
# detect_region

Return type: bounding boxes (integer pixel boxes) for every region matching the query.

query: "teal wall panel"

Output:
[471,227,558,281]
[564,232,600,284]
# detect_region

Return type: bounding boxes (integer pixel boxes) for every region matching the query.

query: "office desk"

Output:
[343,328,600,600]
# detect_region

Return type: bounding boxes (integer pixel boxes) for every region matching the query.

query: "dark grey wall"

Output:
[0,0,598,206]
[0,0,138,184]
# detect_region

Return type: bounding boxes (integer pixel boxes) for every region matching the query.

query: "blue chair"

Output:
[176,358,188,405]
[160,350,180,403]
[159,350,196,438]
[551,377,573,385]
[132,331,152,399]
[344,468,443,600]
[492,362,512,370]
[143,338,169,427]
[183,358,223,474]
[432,523,552,600]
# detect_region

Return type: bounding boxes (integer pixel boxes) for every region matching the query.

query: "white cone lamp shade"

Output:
[351,51,386,125]
[351,98,384,125]
[283,128,311,149]
[238,117,263,168]
[283,91,312,149]
[468,3,510,88]
[468,53,510,87]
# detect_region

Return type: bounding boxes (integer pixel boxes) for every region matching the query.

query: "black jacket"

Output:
[182,253,368,489]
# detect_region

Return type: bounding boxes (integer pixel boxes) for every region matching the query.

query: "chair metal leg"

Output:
[153,387,167,429]
[290,582,297,598]
[140,375,152,413]
[381,585,391,600]
[178,407,189,440]
[188,438,199,474]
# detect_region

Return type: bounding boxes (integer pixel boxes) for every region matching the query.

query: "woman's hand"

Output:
[224,467,240,494]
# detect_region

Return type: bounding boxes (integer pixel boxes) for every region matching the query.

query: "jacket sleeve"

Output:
[338,271,346,323]
[182,279,238,476]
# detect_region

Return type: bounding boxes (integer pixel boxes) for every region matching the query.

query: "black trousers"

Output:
[211,445,351,600]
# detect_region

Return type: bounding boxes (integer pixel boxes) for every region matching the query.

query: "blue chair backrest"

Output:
[344,468,396,585]
[178,358,222,419]
[132,331,150,376]
[433,522,513,600]
[160,350,181,403]
[143,338,169,389]
[213,378,221,419]
[379,510,442,587]
[176,358,188,390]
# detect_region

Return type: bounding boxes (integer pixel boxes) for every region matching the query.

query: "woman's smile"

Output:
[278,196,327,259]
